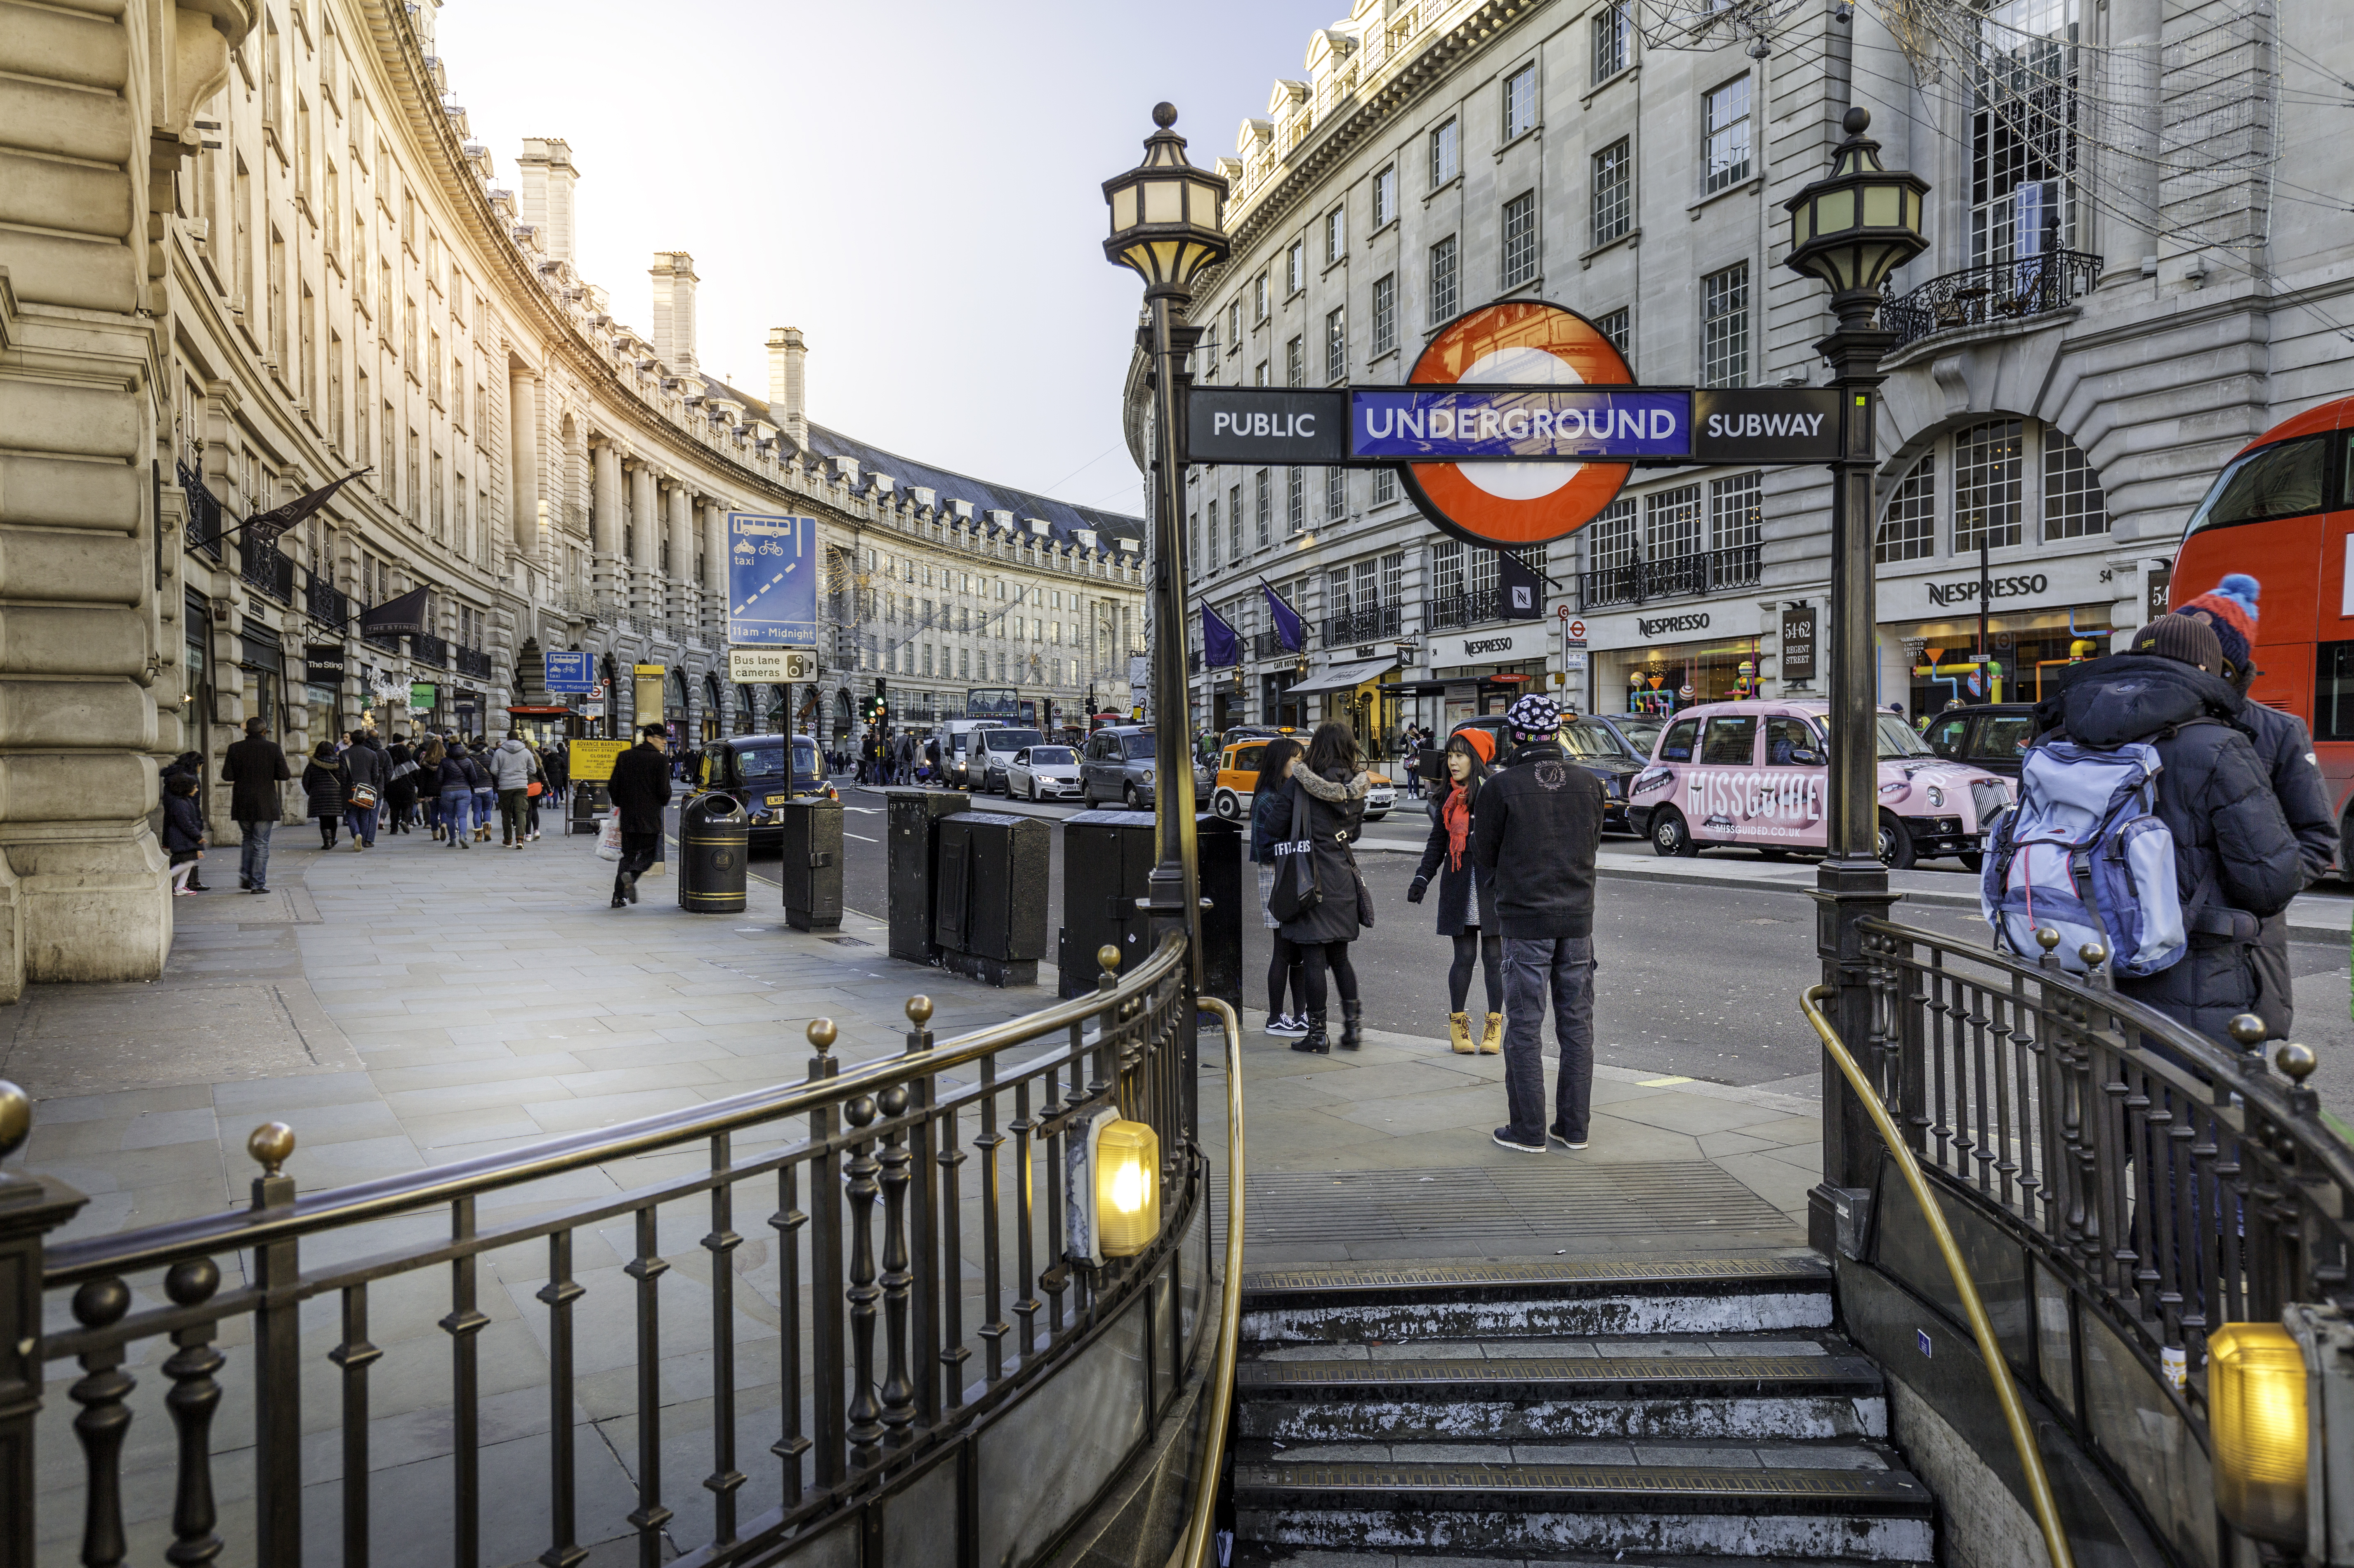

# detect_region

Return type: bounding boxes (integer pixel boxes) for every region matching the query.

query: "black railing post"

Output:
[806,1021,847,1490]
[247,1122,303,1568]
[0,1082,87,1566]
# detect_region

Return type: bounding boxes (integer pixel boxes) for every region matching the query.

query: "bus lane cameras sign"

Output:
[726,512,819,648]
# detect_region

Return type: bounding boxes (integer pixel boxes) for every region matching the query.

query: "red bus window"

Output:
[2188,435,2328,536]
[2317,642,2354,743]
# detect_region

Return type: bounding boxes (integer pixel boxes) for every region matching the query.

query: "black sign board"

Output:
[1184,388,1347,465]
[304,641,345,687]
[1690,389,1843,464]
[1781,605,1818,684]
[2146,564,2172,622]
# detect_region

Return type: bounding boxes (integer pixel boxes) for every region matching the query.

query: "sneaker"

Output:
[175,887,198,897]
[248,886,269,895]
[1263,1014,1308,1038]
[1549,1127,1590,1151]
[623,871,639,905]
[1491,1128,1547,1155]
[611,897,627,908]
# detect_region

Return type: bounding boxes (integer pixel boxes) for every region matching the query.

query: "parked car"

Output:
[1917,703,2039,779]
[1436,714,1642,834]
[1006,744,1084,802]
[972,726,1045,794]
[1588,712,1666,764]
[1080,725,1158,809]
[1625,700,2012,869]
[691,733,836,848]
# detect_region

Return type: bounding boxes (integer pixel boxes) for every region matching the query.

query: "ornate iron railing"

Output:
[1579,543,1762,610]
[239,538,293,602]
[410,631,450,667]
[177,462,222,560]
[305,568,349,627]
[454,644,493,679]
[1250,630,1308,659]
[1322,604,1402,646]
[0,935,1210,1568]
[1879,251,2102,351]
[1425,587,1504,632]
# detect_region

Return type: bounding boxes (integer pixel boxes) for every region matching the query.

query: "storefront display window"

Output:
[1902,612,2110,714]
[1611,639,1764,715]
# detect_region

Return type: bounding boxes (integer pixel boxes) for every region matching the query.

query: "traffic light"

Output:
[868,678,888,726]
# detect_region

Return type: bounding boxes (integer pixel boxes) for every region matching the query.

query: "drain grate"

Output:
[1228,1163,1789,1244]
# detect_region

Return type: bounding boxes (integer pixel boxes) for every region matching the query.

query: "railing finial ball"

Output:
[2228,1013,2268,1048]
[879,1085,909,1117]
[906,994,933,1026]
[0,1078,28,1162]
[72,1276,130,1329]
[165,1256,221,1307]
[2033,927,2061,953]
[2078,942,2107,968]
[1097,944,1122,974]
[807,1017,838,1054]
[845,1094,877,1128]
[247,1121,295,1176]
[2276,1042,2317,1085]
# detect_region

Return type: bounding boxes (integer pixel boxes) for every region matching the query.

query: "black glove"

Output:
[1406,875,1428,903]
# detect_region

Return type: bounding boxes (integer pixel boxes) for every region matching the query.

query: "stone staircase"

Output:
[1228,1253,1935,1565]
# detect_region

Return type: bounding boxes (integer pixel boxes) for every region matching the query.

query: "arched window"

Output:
[1875,417,2106,564]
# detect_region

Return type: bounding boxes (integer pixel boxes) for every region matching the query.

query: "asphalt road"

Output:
[725,777,2354,1113]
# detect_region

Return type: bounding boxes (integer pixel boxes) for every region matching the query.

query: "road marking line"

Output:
[1637,1075,1694,1087]
[845,832,877,842]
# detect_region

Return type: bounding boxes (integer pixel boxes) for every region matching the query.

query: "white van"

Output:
[932,718,1005,790]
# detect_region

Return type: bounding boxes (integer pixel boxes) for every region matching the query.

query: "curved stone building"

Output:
[0,0,1143,1000]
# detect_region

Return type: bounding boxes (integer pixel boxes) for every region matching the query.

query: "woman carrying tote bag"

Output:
[1275,721,1372,1054]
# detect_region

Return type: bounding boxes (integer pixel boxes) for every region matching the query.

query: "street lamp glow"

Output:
[2210,1322,2309,1548]
[1102,103,1230,296]
[1783,108,1930,311]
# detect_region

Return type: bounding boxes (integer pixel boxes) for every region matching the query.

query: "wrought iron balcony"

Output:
[454,645,493,679]
[1579,543,1761,611]
[412,632,450,667]
[1425,588,1503,632]
[178,462,222,560]
[239,538,292,602]
[1250,630,1310,659]
[1322,603,1402,646]
[1879,250,2101,351]
[304,569,349,627]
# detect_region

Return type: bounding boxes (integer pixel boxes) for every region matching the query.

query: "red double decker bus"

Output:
[2168,394,2354,864]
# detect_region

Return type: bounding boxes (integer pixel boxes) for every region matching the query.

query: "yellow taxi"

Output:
[1206,738,1393,824]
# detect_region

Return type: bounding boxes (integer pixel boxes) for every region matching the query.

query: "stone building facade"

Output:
[1146,0,2352,753]
[0,0,1142,1000]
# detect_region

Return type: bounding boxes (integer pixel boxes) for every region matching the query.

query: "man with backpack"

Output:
[2020,611,2302,1044]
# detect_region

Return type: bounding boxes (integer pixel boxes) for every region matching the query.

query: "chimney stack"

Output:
[767,327,807,450]
[514,138,578,266]
[648,252,698,374]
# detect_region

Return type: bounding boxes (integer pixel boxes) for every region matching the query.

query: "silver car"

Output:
[1006,744,1084,802]
[1080,726,1157,809]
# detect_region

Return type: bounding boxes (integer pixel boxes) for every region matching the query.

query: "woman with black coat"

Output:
[1275,721,1370,1054]
[302,742,349,849]
[1248,737,1308,1038]
[1409,728,1504,1055]
[385,738,419,834]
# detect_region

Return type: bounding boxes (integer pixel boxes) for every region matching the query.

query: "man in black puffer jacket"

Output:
[2033,614,2301,1043]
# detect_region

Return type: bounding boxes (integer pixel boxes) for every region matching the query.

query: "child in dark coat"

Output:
[164,773,207,894]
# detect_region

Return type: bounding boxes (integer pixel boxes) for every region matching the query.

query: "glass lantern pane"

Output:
[1188,181,1225,230]
[1791,208,1807,250]
[1111,186,1139,233]
[1862,184,1901,227]
[1143,180,1182,223]
[1816,188,1856,234]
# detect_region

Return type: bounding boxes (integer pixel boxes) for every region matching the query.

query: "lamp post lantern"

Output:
[1103,104,1229,983]
[1781,107,1929,1246]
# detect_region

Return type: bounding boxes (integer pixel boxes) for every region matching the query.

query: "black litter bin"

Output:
[1057,809,1155,999]
[779,797,843,931]
[678,792,749,913]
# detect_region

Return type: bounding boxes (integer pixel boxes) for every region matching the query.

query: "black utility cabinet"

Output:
[886,789,969,964]
[1057,809,1156,998]
[933,811,1049,987]
[778,797,843,931]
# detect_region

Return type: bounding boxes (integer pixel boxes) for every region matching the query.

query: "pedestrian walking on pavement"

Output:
[542,742,571,813]
[302,742,349,850]
[433,739,484,849]
[1411,727,1504,1056]
[1276,722,1373,1055]
[488,731,539,847]
[163,752,211,887]
[385,736,420,835]
[163,772,207,894]
[342,731,386,849]
[416,736,447,838]
[469,739,497,842]
[1471,693,1604,1155]
[1248,736,1309,1039]
[607,722,673,907]
[222,715,290,893]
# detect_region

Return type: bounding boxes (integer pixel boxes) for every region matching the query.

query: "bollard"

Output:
[779,796,844,931]
[1056,809,1154,1000]
[677,792,750,913]
[932,811,1049,987]
[1195,811,1244,1015]
[568,780,610,835]
[885,789,969,964]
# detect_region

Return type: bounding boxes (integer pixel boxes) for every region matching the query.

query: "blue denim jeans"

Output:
[344,803,379,845]
[439,787,474,842]
[1500,936,1597,1146]
[237,819,273,889]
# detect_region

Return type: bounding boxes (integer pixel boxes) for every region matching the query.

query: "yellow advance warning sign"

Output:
[567,739,630,782]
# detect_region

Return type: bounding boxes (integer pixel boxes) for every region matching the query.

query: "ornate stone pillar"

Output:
[627,461,658,619]
[702,497,729,638]
[667,482,694,632]
[509,368,541,561]
[592,437,623,608]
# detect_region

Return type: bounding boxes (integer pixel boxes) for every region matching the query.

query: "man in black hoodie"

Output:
[606,722,673,906]
[1471,693,1605,1155]
[2033,614,2302,1042]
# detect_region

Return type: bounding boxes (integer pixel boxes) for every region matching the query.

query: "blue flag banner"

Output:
[1261,580,1307,652]
[1201,601,1240,667]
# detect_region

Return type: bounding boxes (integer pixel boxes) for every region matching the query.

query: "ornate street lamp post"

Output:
[1102,104,1229,979]
[1781,108,1929,1245]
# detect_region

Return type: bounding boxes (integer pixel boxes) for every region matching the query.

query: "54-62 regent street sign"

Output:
[1186,301,1841,549]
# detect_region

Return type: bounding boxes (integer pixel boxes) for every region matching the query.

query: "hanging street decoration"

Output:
[1184,300,1841,549]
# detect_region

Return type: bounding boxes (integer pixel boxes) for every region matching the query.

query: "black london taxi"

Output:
[693,733,836,847]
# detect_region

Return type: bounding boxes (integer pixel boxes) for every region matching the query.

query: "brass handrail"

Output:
[1800,984,2075,1568]
[1167,996,1244,1568]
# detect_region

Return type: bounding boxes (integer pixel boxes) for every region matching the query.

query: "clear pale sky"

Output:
[434,0,1343,519]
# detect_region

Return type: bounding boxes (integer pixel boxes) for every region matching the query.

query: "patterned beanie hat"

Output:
[1505,693,1562,743]
[2180,573,2259,677]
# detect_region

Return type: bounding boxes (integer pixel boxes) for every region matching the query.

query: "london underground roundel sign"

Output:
[1396,301,1635,549]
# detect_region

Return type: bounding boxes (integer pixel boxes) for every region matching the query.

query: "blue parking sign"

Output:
[543,650,594,693]
[726,513,819,648]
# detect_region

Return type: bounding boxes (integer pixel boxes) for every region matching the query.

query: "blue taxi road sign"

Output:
[726,512,818,648]
[543,650,594,693]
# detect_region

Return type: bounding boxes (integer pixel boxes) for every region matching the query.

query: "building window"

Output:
[1286,335,1304,387]
[1432,539,1465,601]
[1382,550,1404,605]
[1501,191,1538,289]
[1372,274,1397,357]
[1255,469,1272,547]
[1206,497,1220,566]
[1372,468,1397,505]
[1227,299,1242,349]
[430,453,444,540]
[2043,428,2108,540]
[1970,1,2077,266]
[1198,328,1218,382]
[1255,360,1269,388]
[1429,235,1459,324]
[1710,472,1762,551]
[1287,239,1305,294]
[1593,2,1631,84]
[1429,117,1459,187]
[1190,508,1201,565]
[1953,419,2025,552]
[1228,483,1242,561]
[1325,307,1347,380]
[1703,76,1753,194]
[405,429,420,527]
[1875,454,1937,563]
[1594,306,1630,358]
[1325,205,1346,263]
[1646,485,1702,561]
[1253,273,1269,321]
[328,332,344,448]
[1328,566,1352,621]
[1504,64,1538,140]
[1326,467,1346,520]
[1699,263,1748,388]
[1592,139,1632,246]
[1286,468,1304,535]
[1373,164,1397,228]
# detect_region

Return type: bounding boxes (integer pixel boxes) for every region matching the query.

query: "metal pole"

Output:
[1808,303,1897,1257]
[1143,297,1204,985]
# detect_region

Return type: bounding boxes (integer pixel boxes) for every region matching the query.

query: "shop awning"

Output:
[1287,656,1399,697]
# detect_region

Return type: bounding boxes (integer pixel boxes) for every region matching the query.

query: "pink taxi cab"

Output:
[1625,700,2014,869]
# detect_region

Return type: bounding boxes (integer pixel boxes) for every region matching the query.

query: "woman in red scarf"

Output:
[1408,728,1502,1054]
